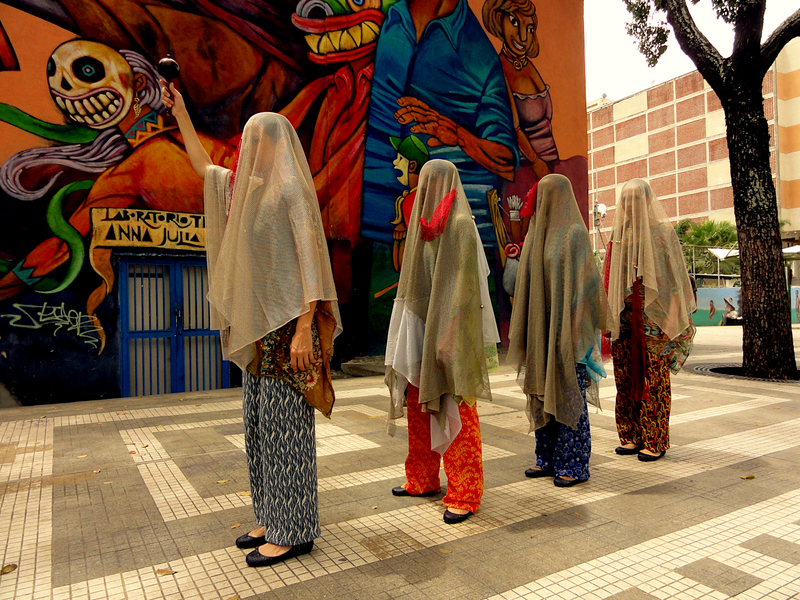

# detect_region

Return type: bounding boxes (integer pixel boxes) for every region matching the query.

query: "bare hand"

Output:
[160,80,187,119]
[290,324,313,372]
[394,97,460,147]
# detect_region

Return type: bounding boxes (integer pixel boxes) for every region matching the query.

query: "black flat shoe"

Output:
[524,468,554,478]
[245,541,314,567]
[392,485,441,497]
[615,445,642,455]
[638,450,666,462]
[235,533,266,549]
[554,476,586,488]
[443,509,473,524]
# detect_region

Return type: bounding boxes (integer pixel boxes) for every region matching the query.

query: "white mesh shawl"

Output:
[507,175,608,430]
[607,179,695,341]
[385,160,493,427]
[204,113,341,371]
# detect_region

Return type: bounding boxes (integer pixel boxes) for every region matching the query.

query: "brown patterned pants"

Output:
[612,337,672,453]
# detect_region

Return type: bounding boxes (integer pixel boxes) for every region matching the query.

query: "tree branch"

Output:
[662,0,726,92]
[732,0,765,61]
[762,8,800,68]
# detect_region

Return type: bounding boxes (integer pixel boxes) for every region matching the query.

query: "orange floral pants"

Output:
[403,384,484,512]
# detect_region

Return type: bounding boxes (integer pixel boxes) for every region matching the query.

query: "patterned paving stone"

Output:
[1,327,800,599]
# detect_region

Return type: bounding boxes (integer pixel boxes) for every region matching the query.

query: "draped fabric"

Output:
[204,113,342,412]
[385,159,497,434]
[607,179,695,342]
[507,174,608,431]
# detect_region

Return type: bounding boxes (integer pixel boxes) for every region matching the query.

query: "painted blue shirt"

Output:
[362,0,517,245]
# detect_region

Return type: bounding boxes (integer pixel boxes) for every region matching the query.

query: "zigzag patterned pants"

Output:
[243,372,320,545]
[403,384,484,513]
[612,338,672,453]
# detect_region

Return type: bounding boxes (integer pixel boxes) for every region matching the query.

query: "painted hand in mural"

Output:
[395,97,460,146]
[394,97,515,180]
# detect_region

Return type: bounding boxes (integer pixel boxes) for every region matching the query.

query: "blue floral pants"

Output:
[534,365,591,481]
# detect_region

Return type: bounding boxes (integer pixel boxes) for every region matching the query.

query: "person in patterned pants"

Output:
[507,175,608,488]
[165,81,343,568]
[385,160,500,525]
[605,179,696,462]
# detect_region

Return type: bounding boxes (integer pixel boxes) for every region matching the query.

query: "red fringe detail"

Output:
[419,189,456,241]
[520,182,538,218]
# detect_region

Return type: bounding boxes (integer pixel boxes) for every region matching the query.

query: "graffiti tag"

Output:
[1,302,103,348]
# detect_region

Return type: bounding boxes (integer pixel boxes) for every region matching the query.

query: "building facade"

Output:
[588,38,800,252]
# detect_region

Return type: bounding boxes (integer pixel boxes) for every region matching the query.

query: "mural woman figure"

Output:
[606,179,696,462]
[161,83,341,567]
[385,159,500,524]
[508,175,607,487]
[482,0,586,213]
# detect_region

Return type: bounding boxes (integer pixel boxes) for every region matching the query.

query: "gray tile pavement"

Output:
[1,326,799,599]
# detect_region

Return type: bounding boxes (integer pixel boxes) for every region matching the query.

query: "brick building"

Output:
[587,38,800,254]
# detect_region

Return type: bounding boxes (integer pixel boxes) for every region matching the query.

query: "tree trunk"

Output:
[723,81,798,379]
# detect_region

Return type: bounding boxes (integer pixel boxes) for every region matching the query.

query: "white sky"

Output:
[584,0,798,102]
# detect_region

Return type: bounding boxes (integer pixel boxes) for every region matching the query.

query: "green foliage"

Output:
[623,1,670,66]
[675,219,740,275]
[623,0,743,66]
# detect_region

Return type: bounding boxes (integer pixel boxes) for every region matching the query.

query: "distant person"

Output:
[606,179,696,462]
[508,175,607,487]
[708,299,716,321]
[722,297,739,326]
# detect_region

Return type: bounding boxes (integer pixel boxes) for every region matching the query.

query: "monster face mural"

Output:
[294,0,384,63]
[47,40,136,129]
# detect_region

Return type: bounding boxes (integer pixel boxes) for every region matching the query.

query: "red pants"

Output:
[612,337,672,453]
[403,384,484,512]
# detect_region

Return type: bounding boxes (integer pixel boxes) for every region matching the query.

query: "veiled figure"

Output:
[605,178,696,462]
[163,79,341,567]
[385,159,500,524]
[508,174,607,486]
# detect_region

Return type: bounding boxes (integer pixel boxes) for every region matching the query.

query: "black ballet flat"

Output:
[235,533,266,549]
[615,445,642,455]
[554,476,586,488]
[637,450,666,462]
[443,509,473,524]
[392,486,441,497]
[245,540,314,567]
[525,468,554,478]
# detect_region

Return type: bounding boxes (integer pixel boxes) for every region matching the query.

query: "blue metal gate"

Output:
[119,257,230,397]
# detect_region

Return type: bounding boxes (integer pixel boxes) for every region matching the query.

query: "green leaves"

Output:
[624,0,670,66]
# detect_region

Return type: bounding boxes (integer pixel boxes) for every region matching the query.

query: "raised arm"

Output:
[160,81,212,180]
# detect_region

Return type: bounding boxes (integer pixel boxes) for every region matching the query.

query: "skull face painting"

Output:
[47,40,136,129]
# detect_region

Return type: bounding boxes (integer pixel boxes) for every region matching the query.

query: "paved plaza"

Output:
[2,327,800,600]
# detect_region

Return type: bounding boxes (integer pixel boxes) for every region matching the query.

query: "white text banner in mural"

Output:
[90,208,205,252]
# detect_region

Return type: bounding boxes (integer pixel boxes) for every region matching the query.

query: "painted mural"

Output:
[0,0,587,404]
[695,287,800,326]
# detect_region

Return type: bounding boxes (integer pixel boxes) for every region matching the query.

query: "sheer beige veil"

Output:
[387,159,491,416]
[607,179,695,340]
[204,113,341,370]
[508,174,607,430]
